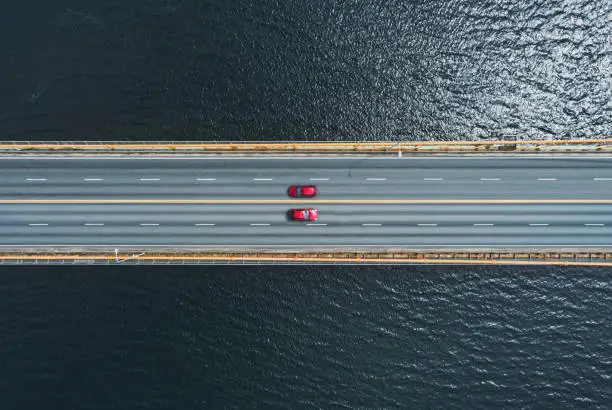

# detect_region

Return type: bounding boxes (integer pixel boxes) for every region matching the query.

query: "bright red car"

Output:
[288,185,318,198]
[290,208,318,221]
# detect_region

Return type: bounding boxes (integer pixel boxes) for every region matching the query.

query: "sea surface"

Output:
[0,0,611,408]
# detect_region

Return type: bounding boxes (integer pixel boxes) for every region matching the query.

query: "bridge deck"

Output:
[1,155,611,260]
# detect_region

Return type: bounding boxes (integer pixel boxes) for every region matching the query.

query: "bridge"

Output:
[2,140,612,265]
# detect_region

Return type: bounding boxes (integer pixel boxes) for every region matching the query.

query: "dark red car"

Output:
[288,185,318,198]
[290,208,318,221]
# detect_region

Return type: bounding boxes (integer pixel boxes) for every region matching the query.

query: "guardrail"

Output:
[1,251,612,266]
[2,138,611,145]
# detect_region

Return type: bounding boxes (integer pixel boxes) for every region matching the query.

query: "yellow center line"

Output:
[0,199,612,204]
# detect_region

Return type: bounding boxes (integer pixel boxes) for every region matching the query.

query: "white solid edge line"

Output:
[309,178,329,181]
[5,244,612,248]
[28,223,49,226]
[84,223,104,226]
[480,178,500,181]
[585,224,605,226]
[196,178,216,181]
[250,223,270,226]
[139,223,160,226]
[26,178,47,181]
[474,224,495,226]
[140,178,160,181]
[83,178,104,181]
[195,223,216,226]
[537,178,557,181]
[418,223,438,226]
[424,178,443,181]
[366,178,386,181]
[529,223,549,226]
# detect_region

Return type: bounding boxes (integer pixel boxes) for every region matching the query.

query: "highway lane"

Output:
[2,155,612,249]
[2,156,612,199]
[2,203,612,247]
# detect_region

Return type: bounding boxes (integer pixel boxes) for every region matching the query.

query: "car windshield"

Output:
[304,210,310,219]
[297,187,301,196]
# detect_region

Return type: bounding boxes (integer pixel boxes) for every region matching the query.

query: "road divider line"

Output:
[307,223,327,226]
[424,178,443,181]
[366,178,386,181]
[84,223,104,226]
[196,178,216,181]
[140,178,160,181]
[195,223,216,226]
[139,223,159,226]
[480,178,500,181]
[3,199,612,204]
[593,178,612,181]
[26,178,47,181]
[418,223,438,226]
[250,223,270,226]
[537,178,556,181]
[585,223,605,226]
[362,223,382,226]
[474,223,494,226]
[83,178,104,181]
[28,223,48,226]
[529,223,549,226]
[309,178,329,181]
[253,178,273,181]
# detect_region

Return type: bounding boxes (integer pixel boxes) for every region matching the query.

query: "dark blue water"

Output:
[1,266,610,408]
[1,0,609,141]
[0,0,611,408]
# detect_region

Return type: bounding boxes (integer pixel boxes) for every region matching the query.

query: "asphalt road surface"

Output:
[1,155,612,249]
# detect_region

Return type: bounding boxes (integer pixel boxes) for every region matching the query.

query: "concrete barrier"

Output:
[1,251,611,266]
[0,139,611,154]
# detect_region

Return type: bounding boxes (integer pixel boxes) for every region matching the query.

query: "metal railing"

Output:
[2,138,612,146]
